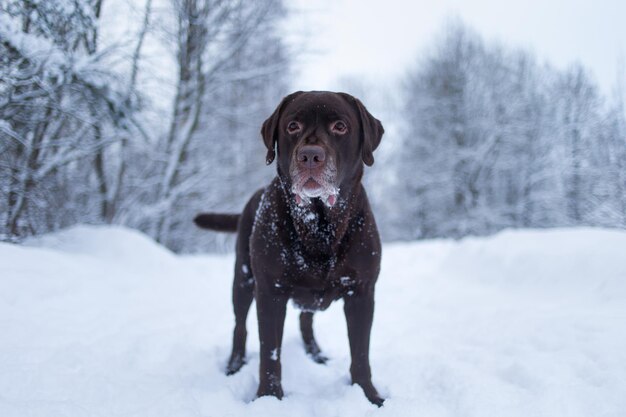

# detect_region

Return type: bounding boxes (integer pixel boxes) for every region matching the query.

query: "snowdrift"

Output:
[1,225,625,417]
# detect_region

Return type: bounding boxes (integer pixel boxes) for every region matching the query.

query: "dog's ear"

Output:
[261,91,303,165]
[340,93,384,166]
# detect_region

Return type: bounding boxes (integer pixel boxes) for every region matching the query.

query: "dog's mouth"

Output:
[303,178,324,196]
[290,171,338,207]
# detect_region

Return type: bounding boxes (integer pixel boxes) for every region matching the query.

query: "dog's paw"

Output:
[304,340,328,364]
[225,354,246,375]
[354,379,385,407]
[256,382,284,400]
[368,394,385,407]
[308,351,329,364]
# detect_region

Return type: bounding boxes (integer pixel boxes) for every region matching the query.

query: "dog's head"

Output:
[261,91,384,207]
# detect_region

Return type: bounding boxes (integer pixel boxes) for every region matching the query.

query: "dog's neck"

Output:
[276,175,363,258]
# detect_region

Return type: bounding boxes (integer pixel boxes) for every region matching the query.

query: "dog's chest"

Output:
[278,241,335,286]
[276,242,353,311]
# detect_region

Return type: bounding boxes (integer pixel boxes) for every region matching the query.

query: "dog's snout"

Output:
[297,145,326,169]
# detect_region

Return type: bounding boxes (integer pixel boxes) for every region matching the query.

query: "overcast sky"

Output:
[284,0,625,95]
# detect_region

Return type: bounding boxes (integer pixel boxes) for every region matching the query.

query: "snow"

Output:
[1,225,625,416]
[0,13,66,75]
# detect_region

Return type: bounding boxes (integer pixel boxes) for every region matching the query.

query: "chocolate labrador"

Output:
[194,91,385,406]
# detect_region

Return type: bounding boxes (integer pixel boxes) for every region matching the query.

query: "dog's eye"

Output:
[331,120,348,134]
[286,121,302,134]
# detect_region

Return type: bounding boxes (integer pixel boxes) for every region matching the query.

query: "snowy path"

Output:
[1,226,625,417]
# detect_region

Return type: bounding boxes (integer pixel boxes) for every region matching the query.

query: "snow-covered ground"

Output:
[1,226,625,417]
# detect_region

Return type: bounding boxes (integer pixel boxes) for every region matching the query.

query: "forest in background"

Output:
[372,23,626,241]
[1,1,625,251]
[1,0,288,251]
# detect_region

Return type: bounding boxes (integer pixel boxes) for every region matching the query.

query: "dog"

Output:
[194,91,385,406]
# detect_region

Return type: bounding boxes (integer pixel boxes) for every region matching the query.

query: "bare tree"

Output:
[390,20,626,240]
[0,0,135,237]
[147,0,289,248]
[0,0,291,250]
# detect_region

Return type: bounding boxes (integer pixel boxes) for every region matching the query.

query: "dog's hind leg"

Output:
[299,312,328,364]
[226,261,254,375]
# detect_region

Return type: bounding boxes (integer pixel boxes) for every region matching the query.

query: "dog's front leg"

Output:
[344,289,384,406]
[255,286,288,399]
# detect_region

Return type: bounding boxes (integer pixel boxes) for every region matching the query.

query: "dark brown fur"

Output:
[195,91,385,406]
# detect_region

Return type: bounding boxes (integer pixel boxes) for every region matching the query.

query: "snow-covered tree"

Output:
[0,0,292,251]
[388,21,626,240]
[0,0,137,238]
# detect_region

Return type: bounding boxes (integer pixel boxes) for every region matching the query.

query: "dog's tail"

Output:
[193,213,240,233]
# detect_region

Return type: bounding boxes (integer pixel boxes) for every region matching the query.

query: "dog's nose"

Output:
[297,145,326,169]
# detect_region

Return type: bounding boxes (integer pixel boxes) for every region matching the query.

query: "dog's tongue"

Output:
[295,194,303,205]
